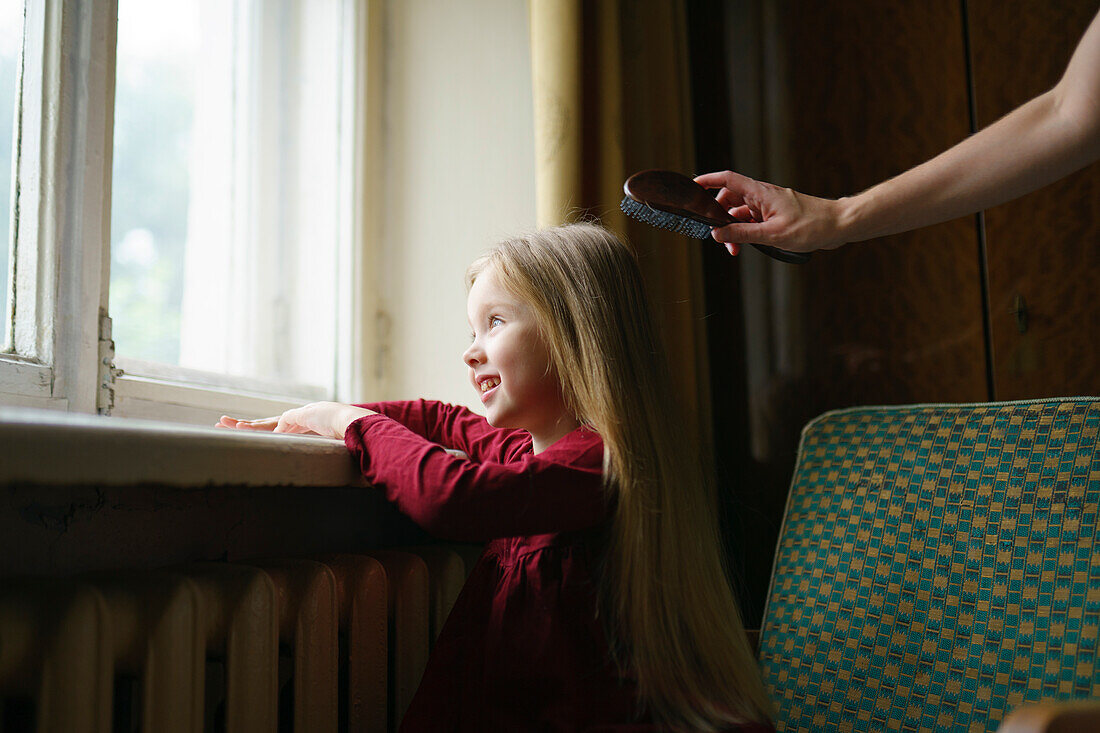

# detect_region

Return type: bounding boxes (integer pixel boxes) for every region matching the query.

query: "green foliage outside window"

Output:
[109,53,193,365]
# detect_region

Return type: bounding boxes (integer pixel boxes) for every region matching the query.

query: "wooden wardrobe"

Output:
[689,0,1100,624]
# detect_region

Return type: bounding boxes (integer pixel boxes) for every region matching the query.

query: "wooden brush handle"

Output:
[623,170,734,227]
[624,169,811,264]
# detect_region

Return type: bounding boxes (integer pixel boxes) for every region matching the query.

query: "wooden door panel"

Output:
[774,0,987,425]
[969,0,1100,399]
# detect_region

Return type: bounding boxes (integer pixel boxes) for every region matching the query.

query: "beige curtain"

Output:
[529,0,713,453]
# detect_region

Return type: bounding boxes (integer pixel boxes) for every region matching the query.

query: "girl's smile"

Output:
[463,265,578,453]
[477,375,501,400]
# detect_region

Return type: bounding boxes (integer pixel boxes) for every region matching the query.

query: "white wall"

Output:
[378,0,536,413]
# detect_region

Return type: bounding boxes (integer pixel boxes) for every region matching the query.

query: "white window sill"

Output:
[0,407,365,488]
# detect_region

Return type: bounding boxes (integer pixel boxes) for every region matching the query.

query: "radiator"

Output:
[0,547,472,733]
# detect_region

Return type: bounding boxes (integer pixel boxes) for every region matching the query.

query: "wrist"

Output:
[337,405,375,438]
[834,193,874,244]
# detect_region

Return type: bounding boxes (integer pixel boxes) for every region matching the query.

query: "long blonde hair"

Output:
[467,223,774,729]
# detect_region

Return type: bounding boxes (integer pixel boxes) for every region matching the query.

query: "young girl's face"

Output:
[463,264,577,452]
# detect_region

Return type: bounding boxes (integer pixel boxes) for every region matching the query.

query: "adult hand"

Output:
[694,170,851,255]
[217,401,376,440]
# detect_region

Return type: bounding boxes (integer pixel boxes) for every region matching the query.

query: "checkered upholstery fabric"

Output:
[759,399,1100,732]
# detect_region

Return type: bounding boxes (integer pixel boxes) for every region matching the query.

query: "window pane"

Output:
[110,0,344,391]
[109,1,196,366]
[0,3,21,352]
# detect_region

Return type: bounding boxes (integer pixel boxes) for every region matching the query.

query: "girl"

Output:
[220,223,775,731]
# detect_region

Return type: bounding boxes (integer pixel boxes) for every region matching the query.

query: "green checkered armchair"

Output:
[758,398,1100,732]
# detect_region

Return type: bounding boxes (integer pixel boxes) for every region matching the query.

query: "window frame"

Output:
[0,0,379,423]
[1,0,108,413]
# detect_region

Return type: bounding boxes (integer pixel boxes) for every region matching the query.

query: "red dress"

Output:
[344,399,774,733]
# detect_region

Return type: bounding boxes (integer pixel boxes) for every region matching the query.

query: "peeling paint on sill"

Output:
[18,487,107,532]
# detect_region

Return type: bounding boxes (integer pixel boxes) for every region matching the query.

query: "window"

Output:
[0,4,17,352]
[0,0,371,422]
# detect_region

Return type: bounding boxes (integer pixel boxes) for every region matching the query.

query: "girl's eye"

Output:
[489,316,504,329]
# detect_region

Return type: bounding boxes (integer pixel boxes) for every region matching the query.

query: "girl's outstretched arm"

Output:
[695,8,1100,252]
[221,399,519,461]
[344,413,606,541]
[352,399,524,462]
[218,401,375,439]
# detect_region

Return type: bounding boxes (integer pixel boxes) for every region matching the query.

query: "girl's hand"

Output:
[694,170,849,254]
[217,402,376,439]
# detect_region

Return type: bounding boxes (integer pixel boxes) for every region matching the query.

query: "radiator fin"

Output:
[0,547,468,733]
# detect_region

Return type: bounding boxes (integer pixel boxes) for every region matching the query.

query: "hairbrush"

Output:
[620,169,810,264]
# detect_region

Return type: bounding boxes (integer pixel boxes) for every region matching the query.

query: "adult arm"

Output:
[695,8,1100,253]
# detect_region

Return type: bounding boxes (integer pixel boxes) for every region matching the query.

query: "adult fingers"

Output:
[728,204,755,222]
[694,170,756,193]
[714,187,749,210]
[709,221,768,245]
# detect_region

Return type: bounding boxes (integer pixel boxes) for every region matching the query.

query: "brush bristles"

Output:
[620,197,713,239]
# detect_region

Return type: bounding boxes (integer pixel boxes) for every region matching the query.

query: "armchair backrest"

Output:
[759,399,1100,732]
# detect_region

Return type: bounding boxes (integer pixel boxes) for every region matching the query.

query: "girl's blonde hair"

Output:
[467,222,774,730]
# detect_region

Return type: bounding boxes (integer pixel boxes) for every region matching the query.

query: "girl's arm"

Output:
[218,401,375,438]
[344,414,606,542]
[219,399,510,461]
[695,8,1100,252]
[354,399,518,460]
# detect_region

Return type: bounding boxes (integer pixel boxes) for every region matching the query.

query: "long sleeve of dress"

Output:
[343,400,607,541]
[354,399,515,461]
